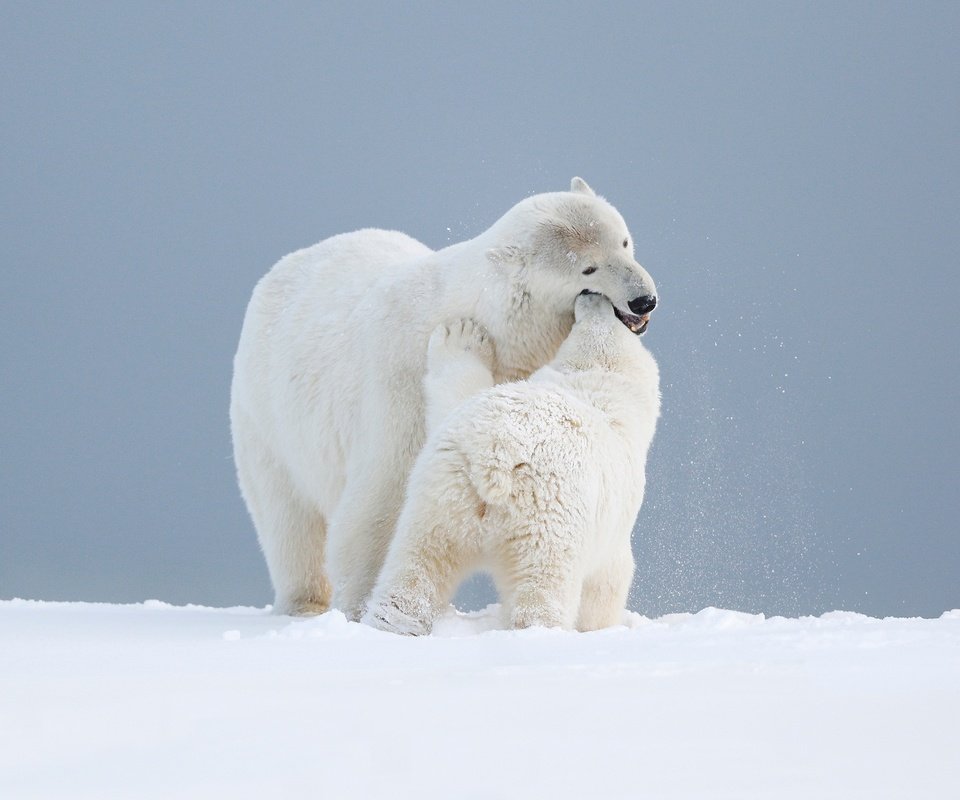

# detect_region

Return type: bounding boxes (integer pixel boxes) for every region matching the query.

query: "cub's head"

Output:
[487,177,658,334]
[552,290,652,374]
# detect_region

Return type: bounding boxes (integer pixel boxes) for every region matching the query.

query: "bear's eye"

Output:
[622,238,629,248]
[582,265,597,275]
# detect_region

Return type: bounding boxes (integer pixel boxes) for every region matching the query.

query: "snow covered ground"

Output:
[2,600,958,799]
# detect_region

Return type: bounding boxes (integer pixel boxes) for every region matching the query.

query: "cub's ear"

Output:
[486,245,523,266]
[570,176,596,196]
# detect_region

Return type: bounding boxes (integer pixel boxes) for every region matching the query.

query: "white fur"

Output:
[363,293,661,634]
[230,178,657,617]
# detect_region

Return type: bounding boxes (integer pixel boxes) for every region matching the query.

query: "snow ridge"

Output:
[2,600,958,799]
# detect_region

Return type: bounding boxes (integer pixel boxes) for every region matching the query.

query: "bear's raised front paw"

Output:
[428,318,495,373]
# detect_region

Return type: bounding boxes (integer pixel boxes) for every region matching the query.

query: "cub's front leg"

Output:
[423,318,495,434]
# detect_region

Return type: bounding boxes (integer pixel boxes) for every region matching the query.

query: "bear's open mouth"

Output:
[614,306,650,335]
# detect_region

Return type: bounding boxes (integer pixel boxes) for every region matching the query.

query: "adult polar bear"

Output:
[231,178,658,618]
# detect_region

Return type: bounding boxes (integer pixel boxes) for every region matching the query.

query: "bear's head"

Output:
[486,177,657,334]
[553,290,654,375]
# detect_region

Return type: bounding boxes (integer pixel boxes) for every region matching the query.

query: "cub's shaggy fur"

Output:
[364,293,660,634]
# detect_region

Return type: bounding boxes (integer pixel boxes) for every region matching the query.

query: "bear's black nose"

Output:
[628,294,658,315]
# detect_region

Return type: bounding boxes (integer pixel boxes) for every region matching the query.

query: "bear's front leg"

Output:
[363,448,483,635]
[424,318,495,434]
[363,519,478,636]
[362,574,437,637]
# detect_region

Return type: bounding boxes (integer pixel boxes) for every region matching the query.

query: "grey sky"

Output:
[2,2,957,617]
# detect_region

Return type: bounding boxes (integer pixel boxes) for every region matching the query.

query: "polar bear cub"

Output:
[363,292,660,634]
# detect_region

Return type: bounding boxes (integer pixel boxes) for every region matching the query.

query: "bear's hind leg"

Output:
[326,469,407,622]
[234,428,331,616]
[576,546,634,631]
[496,517,584,631]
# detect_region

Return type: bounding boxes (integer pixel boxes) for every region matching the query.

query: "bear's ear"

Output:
[486,245,523,267]
[570,176,596,196]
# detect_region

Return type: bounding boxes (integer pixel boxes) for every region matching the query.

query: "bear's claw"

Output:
[363,598,431,636]
[428,318,495,374]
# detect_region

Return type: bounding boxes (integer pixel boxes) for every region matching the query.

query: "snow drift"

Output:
[2,599,957,799]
